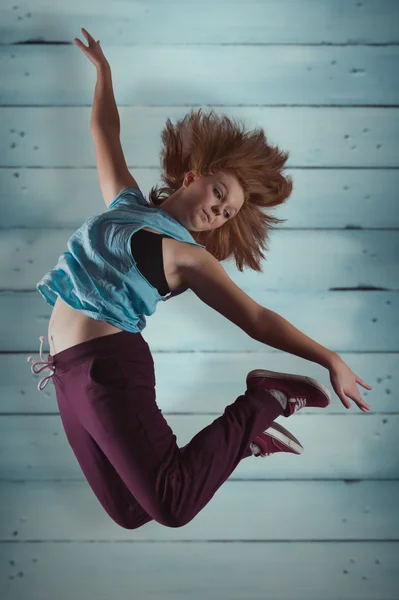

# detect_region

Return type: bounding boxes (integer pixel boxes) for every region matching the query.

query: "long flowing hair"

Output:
[147,108,293,272]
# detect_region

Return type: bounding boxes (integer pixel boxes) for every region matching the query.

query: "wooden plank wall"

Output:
[0,1,398,599]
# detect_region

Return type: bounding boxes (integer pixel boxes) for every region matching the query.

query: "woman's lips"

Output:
[202,209,210,222]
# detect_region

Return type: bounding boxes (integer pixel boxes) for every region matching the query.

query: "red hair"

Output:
[147,108,293,272]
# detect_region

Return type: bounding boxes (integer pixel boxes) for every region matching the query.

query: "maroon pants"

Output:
[46,330,283,529]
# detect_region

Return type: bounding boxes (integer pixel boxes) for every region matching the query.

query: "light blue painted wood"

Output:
[1,1,398,598]
[0,481,398,540]
[0,541,397,600]
[0,0,398,44]
[2,352,391,414]
[0,414,397,480]
[1,45,399,105]
[1,229,398,291]
[1,167,399,229]
[0,107,398,167]
[0,291,396,352]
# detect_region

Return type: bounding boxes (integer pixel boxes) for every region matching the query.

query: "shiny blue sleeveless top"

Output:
[36,187,205,333]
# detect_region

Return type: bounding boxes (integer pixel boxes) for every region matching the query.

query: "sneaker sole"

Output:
[263,421,304,454]
[246,369,332,405]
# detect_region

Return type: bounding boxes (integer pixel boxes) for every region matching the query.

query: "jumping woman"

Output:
[27,28,372,529]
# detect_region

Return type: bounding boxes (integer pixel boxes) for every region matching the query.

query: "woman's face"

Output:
[180,171,245,232]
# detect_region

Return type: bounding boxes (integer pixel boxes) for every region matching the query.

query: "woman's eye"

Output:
[214,188,230,218]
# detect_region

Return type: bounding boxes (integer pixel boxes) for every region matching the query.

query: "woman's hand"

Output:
[328,355,372,412]
[74,28,109,70]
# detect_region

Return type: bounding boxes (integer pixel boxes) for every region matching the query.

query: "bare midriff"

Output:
[47,228,187,355]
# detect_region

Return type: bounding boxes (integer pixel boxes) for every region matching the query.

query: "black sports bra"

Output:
[130,228,172,296]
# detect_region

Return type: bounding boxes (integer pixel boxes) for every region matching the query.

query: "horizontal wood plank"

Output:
[1,480,398,541]
[1,539,397,600]
[1,229,398,292]
[1,0,398,45]
[3,351,388,414]
[1,107,398,167]
[1,167,399,229]
[0,414,397,480]
[1,45,399,105]
[1,290,396,352]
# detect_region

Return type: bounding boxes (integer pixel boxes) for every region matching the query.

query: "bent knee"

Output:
[156,508,194,529]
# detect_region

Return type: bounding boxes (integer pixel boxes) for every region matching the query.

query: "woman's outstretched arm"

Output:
[178,245,372,411]
[74,27,120,132]
[89,67,139,208]
[74,28,139,206]
[179,245,337,367]
[90,63,120,133]
[255,308,336,368]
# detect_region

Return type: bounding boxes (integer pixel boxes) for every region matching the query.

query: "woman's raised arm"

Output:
[74,27,120,133]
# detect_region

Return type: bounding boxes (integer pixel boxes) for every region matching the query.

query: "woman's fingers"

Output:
[358,378,372,390]
[81,28,91,42]
[354,373,372,390]
[79,28,97,47]
[338,385,371,412]
[74,27,107,68]
[350,392,371,412]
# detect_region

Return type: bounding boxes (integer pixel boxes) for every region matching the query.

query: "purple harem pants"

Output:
[29,330,284,529]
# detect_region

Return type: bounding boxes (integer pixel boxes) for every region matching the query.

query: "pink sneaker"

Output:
[250,422,304,458]
[246,369,331,417]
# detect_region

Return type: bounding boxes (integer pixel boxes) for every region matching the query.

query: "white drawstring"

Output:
[26,336,55,391]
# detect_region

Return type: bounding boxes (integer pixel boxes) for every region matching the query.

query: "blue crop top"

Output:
[36,187,206,333]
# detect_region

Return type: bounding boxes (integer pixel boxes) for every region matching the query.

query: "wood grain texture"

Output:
[1,46,398,105]
[0,0,398,45]
[1,107,398,167]
[1,414,397,480]
[0,1,398,599]
[1,481,398,540]
[2,351,391,414]
[1,167,399,228]
[0,541,397,600]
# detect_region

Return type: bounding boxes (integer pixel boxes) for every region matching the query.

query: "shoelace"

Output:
[251,396,307,458]
[26,336,55,391]
[290,397,307,412]
[250,442,271,458]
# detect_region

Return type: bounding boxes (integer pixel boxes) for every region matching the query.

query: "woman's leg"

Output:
[51,331,284,529]
[54,378,153,529]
